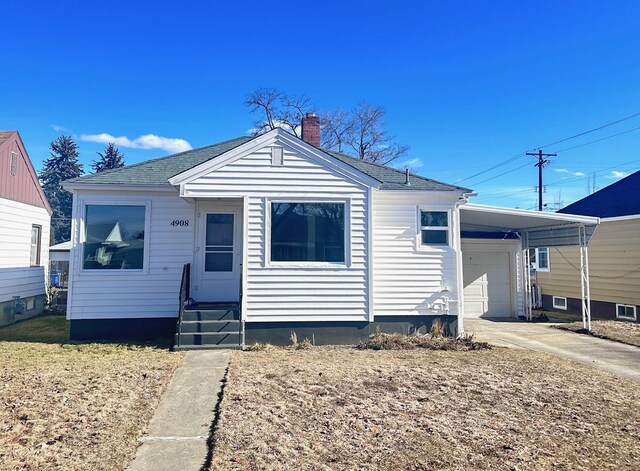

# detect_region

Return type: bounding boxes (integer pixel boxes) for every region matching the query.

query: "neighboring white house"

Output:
[63,116,598,346]
[0,131,52,326]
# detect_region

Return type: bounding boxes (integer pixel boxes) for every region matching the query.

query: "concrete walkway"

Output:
[126,350,230,471]
[465,318,640,382]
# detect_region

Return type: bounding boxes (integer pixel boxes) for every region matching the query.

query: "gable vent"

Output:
[10,152,17,176]
[271,147,283,166]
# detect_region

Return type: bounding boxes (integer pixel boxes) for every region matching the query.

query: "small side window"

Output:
[26,297,35,311]
[419,210,449,247]
[552,296,567,310]
[616,304,637,321]
[30,225,42,266]
[10,152,17,176]
[537,248,550,271]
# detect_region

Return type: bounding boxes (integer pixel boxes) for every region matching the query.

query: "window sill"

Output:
[80,269,148,275]
[266,262,350,269]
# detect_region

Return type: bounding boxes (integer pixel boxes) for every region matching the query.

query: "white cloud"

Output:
[605,170,629,180]
[554,168,569,173]
[396,157,423,170]
[573,171,586,177]
[80,133,192,153]
[51,124,72,133]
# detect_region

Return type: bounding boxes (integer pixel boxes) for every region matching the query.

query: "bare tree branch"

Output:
[244,89,410,165]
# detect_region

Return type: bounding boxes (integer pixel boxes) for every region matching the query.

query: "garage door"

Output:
[463,251,512,318]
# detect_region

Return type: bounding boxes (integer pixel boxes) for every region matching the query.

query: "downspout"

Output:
[453,193,475,336]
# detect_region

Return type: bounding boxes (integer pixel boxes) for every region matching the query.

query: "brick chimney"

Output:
[301,112,321,147]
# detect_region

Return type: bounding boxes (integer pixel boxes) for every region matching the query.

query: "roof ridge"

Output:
[323,148,471,192]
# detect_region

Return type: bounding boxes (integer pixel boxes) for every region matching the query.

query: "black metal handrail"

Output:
[177,263,191,347]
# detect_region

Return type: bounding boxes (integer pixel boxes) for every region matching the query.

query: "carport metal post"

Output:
[522,231,533,321]
[579,225,592,331]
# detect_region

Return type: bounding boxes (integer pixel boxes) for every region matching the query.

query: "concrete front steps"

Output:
[174,303,241,350]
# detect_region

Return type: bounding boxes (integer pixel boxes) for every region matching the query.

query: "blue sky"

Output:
[2,1,639,209]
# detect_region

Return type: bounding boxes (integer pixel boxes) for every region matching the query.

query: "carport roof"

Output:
[460,204,600,247]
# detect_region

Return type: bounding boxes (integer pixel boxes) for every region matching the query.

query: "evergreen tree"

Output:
[39,136,83,242]
[92,142,124,173]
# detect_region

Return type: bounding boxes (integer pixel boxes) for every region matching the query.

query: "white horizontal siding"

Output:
[0,267,46,302]
[0,198,50,301]
[68,190,194,319]
[372,191,460,316]
[0,197,50,269]
[186,146,370,322]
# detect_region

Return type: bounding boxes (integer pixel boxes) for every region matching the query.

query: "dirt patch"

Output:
[209,347,640,470]
[554,320,640,347]
[0,319,183,470]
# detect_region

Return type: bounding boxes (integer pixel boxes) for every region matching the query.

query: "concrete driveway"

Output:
[464,318,640,382]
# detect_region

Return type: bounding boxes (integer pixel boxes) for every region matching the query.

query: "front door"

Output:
[194,203,242,303]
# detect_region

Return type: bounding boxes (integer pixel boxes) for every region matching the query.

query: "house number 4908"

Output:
[170,220,189,227]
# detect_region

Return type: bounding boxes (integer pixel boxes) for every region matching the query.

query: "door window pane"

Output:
[205,253,233,272]
[271,203,345,262]
[83,205,145,270]
[205,213,234,272]
[206,214,234,246]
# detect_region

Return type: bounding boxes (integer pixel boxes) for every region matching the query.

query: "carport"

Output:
[458,204,599,332]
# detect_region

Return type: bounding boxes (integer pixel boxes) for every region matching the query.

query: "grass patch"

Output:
[209,347,640,470]
[554,320,640,347]
[0,314,69,343]
[0,317,183,470]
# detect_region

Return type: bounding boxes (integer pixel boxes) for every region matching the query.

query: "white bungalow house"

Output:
[0,131,52,326]
[63,115,598,346]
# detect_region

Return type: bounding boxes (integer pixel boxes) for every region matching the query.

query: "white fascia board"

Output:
[376,189,467,199]
[462,203,600,226]
[600,214,640,222]
[168,128,382,189]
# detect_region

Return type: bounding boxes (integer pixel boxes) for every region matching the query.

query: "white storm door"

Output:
[195,208,241,303]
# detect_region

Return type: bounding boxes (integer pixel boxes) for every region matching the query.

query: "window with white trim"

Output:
[616,304,637,321]
[83,205,146,270]
[30,225,41,266]
[419,210,449,246]
[529,247,550,272]
[552,296,567,310]
[270,202,345,263]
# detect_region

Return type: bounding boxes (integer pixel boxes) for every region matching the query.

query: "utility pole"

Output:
[526,149,557,211]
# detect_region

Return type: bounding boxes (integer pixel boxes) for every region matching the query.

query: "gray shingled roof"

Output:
[66,134,469,192]
[65,136,253,186]
[324,149,470,191]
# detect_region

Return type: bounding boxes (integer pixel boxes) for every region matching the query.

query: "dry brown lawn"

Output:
[210,347,640,471]
[0,318,183,471]
[554,320,640,347]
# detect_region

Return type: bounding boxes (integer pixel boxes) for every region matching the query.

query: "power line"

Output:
[554,124,640,153]
[459,111,640,185]
[456,152,526,184]
[535,111,640,149]
[464,161,531,186]
[475,157,640,204]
